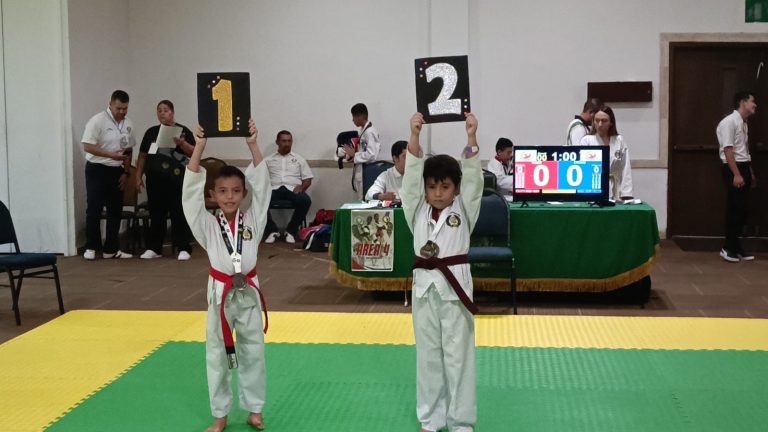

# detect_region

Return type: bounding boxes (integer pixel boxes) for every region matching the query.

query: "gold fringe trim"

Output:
[330,245,659,293]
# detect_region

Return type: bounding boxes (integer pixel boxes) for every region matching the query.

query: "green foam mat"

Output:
[47,342,768,431]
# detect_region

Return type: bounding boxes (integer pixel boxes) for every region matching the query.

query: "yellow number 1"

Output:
[212,79,233,132]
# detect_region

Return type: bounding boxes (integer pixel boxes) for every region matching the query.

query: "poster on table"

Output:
[414,55,471,124]
[197,72,251,137]
[350,209,395,271]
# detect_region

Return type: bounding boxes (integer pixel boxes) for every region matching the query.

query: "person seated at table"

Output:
[263,130,313,244]
[580,106,633,201]
[402,111,482,432]
[486,137,514,194]
[365,140,407,201]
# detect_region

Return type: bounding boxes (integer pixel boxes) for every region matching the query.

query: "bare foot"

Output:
[205,416,227,432]
[247,412,264,430]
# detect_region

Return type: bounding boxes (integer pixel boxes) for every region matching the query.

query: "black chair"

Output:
[469,188,517,313]
[269,199,307,228]
[482,169,498,190]
[0,201,65,325]
[362,161,394,199]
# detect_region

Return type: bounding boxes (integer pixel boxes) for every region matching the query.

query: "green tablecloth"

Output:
[330,202,659,292]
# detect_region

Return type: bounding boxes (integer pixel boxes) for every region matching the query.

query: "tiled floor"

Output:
[1,240,765,343]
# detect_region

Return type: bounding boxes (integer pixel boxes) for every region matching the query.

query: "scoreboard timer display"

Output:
[512,145,609,202]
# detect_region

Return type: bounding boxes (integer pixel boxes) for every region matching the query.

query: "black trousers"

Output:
[145,174,191,254]
[265,186,311,236]
[85,162,124,253]
[722,162,752,253]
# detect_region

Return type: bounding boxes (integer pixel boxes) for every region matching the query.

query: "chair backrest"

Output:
[0,201,20,252]
[362,161,394,198]
[470,189,509,245]
[482,169,497,190]
[200,157,228,208]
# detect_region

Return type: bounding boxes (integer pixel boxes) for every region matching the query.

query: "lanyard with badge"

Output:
[216,209,248,289]
[105,110,130,149]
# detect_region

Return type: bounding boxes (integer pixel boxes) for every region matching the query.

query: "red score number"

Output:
[517,161,558,189]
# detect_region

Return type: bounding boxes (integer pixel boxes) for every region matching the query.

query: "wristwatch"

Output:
[463,145,479,155]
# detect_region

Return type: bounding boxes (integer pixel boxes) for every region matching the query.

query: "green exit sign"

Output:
[746,0,768,22]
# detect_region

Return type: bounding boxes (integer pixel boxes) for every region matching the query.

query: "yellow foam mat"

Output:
[2,310,768,431]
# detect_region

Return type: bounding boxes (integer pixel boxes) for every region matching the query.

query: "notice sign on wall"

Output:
[197,72,251,137]
[746,0,768,22]
[350,209,394,271]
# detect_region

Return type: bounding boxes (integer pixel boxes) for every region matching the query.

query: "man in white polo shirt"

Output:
[81,90,136,260]
[263,130,314,244]
[716,91,757,262]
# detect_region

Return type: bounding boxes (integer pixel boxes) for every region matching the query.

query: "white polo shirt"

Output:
[81,108,136,167]
[264,151,314,190]
[717,110,751,163]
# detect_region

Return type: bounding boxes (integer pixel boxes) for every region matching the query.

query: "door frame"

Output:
[662,33,768,239]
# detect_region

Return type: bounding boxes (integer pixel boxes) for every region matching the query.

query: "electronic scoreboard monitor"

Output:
[512,145,609,202]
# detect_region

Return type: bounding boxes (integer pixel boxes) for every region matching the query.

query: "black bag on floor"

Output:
[303,224,332,252]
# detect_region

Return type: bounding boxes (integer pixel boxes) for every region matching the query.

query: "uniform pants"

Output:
[722,163,752,254]
[85,162,124,253]
[206,290,266,418]
[145,174,192,254]
[413,285,476,432]
[264,186,311,237]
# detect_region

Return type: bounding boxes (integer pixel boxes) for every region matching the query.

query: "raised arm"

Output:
[460,113,483,230]
[408,112,424,157]
[245,119,263,167]
[187,126,208,173]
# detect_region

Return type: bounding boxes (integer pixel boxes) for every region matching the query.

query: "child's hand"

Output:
[194,126,207,149]
[410,112,424,135]
[465,112,477,135]
[246,119,258,145]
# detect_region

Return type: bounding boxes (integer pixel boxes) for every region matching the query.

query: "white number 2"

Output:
[425,63,461,116]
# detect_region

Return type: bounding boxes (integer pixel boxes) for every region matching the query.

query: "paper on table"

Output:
[156,124,183,148]
[340,202,380,209]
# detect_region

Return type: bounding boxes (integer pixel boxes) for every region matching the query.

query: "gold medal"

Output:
[232,273,248,290]
[419,241,440,258]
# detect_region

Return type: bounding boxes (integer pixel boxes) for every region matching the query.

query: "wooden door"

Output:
[668,43,768,249]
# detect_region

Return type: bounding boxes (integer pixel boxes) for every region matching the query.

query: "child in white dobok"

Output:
[401,112,483,432]
[182,119,270,432]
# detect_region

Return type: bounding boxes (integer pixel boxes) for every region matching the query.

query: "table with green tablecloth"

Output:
[329,202,659,292]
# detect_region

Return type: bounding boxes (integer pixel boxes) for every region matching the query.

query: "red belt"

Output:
[413,254,478,314]
[209,267,269,368]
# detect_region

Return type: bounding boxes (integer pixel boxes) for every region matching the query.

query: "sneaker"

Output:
[284,233,296,244]
[720,248,740,263]
[264,232,279,244]
[83,249,96,260]
[104,250,133,259]
[177,251,191,261]
[140,249,162,259]
[738,251,755,261]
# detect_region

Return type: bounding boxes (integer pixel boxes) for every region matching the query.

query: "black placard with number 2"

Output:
[414,56,470,124]
[197,72,251,138]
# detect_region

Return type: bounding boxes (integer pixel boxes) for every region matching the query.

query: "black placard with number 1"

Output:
[197,72,251,138]
[414,55,470,124]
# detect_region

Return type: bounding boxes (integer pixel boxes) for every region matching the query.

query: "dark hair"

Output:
[276,130,292,141]
[157,99,174,111]
[215,165,246,189]
[423,155,461,189]
[111,90,129,103]
[350,103,368,117]
[734,91,754,110]
[583,98,602,114]
[495,137,513,152]
[590,105,619,137]
[391,140,407,158]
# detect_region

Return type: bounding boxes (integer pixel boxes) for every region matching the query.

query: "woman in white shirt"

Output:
[580,106,633,201]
